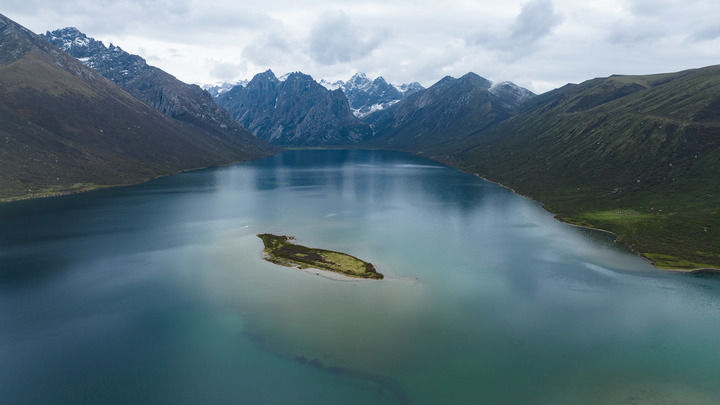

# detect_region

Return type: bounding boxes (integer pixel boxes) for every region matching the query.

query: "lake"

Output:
[2,149,720,404]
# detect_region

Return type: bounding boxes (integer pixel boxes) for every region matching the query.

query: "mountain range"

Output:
[0,15,271,201]
[364,72,534,150]
[213,73,424,118]
[216,70,371,145]
[332,73,424,117]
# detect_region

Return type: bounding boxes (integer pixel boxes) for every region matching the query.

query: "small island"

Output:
[258,234,384,280]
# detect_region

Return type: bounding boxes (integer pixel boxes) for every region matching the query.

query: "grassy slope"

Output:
[439,66,720,269]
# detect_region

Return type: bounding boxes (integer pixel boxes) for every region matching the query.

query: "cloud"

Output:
[209,60,247,82]
[510,0,564,45]
[467,0,563,60]
[628,0,682,17]
[241,30,297,67]
[607,20,668,45]
[689,25,720,42]
[3,0,720,94]
[308,11,386,65]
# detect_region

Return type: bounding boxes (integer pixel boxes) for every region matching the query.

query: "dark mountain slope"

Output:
[217,70,371,146]
[41,28,270,153]
[364,73,534,150]
[443,66,720,269]
[0,14,271,201]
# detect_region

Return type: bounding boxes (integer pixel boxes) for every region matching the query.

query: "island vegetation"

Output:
[258,234,383,279]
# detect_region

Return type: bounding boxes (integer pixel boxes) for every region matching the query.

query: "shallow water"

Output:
[2,150,720,404]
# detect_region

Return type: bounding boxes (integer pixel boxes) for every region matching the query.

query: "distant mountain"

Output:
[319,73,426,118]
[0,15,271,201]
[340,73,402,117]
[364,73,534,150]
[319,78,343,90]
[203,80,247,98]
[41,28,269,153]
[395,82,424,96]
[489,81,535,110]
[435,67,720,269]
[216,70,371,145]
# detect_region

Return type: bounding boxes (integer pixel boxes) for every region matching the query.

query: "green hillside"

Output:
[440,66,720,269]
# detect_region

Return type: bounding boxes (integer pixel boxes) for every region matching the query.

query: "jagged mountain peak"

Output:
[216,70,370,146]
[372,76,389,86]
[255,69,278,81]
[48,26,84,37]
[284,71,315,82]
[348,72,369,82]
[340,72,403,117]
[44,27,105,57]
[42,28,147,83]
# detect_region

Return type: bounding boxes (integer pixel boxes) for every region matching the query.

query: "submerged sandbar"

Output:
[258,234,383,280]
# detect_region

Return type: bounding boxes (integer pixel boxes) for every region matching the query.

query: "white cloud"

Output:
[2,0,719,94]
[308,11,386,65]
[510,0,563,45]
[468,0,563,60]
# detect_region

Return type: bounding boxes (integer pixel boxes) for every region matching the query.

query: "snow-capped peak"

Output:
[319,79,344,90]
[345,72,373,91]
[489,81,535,102]
[45,27,95,53]
[394,82,424,95]
[203,80,248,98]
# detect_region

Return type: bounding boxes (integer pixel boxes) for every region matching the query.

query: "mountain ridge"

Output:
[363,72,534,150]
[41,27,270,154]
[0,14,272,201]
[216,69,371,145]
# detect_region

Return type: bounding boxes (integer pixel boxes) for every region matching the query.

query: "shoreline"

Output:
[554,217,720,274]
[271,257,417,283]
[287,262,378,282]
[261,252,383,282]
[0,153,276,204]
[422,155,720,274]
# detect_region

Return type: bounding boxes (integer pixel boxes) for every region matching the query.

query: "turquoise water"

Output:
[2,150,720,404]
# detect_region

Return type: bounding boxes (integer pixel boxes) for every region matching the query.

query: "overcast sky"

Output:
[3,0,720,93]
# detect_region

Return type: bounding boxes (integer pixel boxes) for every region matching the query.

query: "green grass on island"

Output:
[258,234,384,279]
